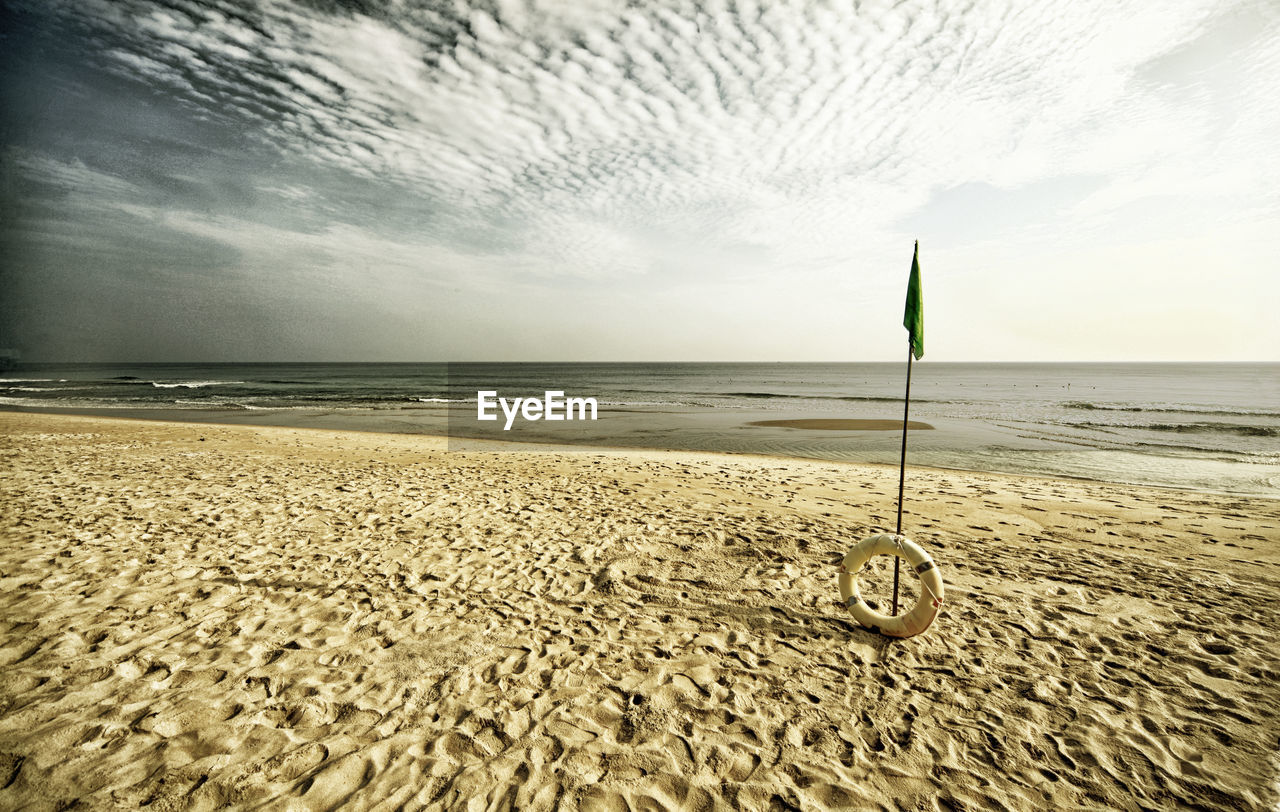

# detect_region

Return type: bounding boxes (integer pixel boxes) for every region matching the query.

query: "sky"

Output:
[1,0,1277,362]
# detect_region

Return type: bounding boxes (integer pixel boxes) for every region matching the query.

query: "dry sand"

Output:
[1,411,1278,811]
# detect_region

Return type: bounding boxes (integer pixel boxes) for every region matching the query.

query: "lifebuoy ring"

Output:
[838,534,944,638]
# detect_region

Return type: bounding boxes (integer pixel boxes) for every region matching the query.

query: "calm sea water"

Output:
[3,362,1277,496]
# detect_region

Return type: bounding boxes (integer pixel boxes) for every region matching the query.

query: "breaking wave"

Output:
[1063,401,1280,418]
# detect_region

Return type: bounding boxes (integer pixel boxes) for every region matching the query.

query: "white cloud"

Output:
[9,0,1279,359]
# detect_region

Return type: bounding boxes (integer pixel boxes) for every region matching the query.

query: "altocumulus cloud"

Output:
[2,0,1277,360]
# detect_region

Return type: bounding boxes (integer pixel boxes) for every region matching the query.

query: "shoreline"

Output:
[1,405,1270,498]
[2,411,1279,808]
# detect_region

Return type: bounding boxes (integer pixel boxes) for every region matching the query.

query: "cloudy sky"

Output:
[2,0,1277,361]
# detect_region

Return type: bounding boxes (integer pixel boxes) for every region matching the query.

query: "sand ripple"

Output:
[1,413,1279,810]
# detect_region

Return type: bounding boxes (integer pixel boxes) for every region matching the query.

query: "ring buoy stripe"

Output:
[838,534,944,638]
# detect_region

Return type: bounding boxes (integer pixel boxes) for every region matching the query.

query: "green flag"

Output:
[904,240,924,360]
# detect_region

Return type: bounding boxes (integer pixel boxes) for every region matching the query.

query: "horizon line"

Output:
[9,359,1279,366]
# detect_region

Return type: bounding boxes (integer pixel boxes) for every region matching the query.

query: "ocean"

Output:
[2,362,1277,496]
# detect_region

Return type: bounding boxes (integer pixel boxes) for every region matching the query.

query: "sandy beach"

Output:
[1,411,1278,810]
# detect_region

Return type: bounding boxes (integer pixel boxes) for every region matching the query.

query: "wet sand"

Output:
[747,419,934,431]
[1,411,1279,810]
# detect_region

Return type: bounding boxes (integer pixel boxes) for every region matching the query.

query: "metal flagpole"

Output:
[892,239,923,618]
[892,337,915,615]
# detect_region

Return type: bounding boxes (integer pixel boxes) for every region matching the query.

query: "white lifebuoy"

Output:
[838,534,944,638]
